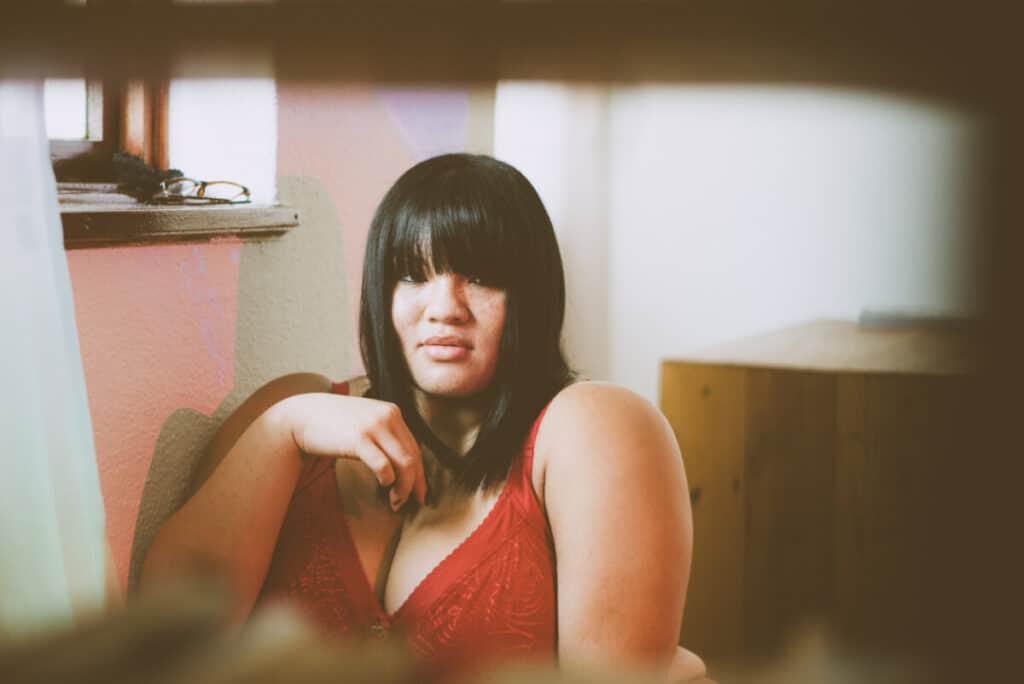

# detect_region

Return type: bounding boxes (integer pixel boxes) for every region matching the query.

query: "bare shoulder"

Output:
[538,381,673,451]
[547,380,656,419]
[533,382,683,500]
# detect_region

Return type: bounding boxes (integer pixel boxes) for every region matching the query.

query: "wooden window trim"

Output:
[58,183,300,249]
[117,79,170,170]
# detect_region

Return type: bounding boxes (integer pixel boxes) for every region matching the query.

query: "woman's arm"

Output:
[538,382,694,673]
[139,373,332,617]
[140,372,425,621]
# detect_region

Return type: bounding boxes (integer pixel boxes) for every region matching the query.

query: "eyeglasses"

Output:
[150,177,251,205]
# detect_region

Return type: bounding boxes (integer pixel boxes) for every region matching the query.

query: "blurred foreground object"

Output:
[709,622,933,684]
[1,579,717,684]
[0,579,417,684]
[0,79,107,635]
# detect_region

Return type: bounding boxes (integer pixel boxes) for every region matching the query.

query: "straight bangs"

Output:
[387,176,518,290]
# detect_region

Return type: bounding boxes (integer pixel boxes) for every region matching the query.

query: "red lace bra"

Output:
[254,382,557,678]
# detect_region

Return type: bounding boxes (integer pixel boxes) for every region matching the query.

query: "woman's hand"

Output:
[279,393,427,510]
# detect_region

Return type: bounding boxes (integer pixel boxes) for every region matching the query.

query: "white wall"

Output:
[495,83,612,384]
[168,49,277,204]
[496,83,986,402]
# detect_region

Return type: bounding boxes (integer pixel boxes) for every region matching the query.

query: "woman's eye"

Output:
[397,274,424,284]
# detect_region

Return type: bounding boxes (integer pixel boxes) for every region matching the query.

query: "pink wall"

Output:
[67,82,487,590]
[276,83,475,379]
[67,242,241,589]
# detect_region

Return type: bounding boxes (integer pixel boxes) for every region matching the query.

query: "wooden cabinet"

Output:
[661,320,976,662]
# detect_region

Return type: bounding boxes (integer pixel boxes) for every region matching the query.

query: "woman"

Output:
[142,154,703,681]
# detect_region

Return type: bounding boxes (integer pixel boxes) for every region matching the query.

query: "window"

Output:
[44,78,99,141]
[46,77,297,248]
[47,77,168,183]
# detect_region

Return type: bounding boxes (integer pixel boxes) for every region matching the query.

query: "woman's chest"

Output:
[266,457,557,665]
[337,463,504,613]
[382,489,502,613]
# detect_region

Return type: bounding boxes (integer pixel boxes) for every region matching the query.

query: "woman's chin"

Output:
[413,369,494,400]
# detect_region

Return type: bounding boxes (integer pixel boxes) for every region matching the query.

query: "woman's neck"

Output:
[413,389,489,457]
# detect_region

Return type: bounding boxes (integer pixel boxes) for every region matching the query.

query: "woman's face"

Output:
[391,264,506,399]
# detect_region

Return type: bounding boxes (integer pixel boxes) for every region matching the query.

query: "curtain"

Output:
[0,80,107,635]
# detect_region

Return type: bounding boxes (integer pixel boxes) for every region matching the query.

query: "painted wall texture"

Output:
[277,82,495,377]
[496,83,987,403]
[66,82,494,590]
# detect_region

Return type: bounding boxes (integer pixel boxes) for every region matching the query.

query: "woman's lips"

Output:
[420,336,472,362]
[423,345,470,361]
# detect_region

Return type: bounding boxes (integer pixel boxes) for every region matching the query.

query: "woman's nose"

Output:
[425,275,470,323]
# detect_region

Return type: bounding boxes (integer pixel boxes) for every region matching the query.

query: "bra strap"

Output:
[520,402,553,495]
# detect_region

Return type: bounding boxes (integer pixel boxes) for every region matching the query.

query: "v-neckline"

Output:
[333,463,517,622]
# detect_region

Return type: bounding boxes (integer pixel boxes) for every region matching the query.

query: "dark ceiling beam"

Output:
[1,2,1008,104]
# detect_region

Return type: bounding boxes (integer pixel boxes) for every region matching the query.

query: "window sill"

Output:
[58,183,299,249]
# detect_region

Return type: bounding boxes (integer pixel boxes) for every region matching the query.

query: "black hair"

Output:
[359,153,575,493]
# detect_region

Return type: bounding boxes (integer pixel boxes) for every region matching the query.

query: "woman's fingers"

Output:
[353,439,396,490]
[390,416,427,505]
[291,395,426,507]
[370,426,421,509]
